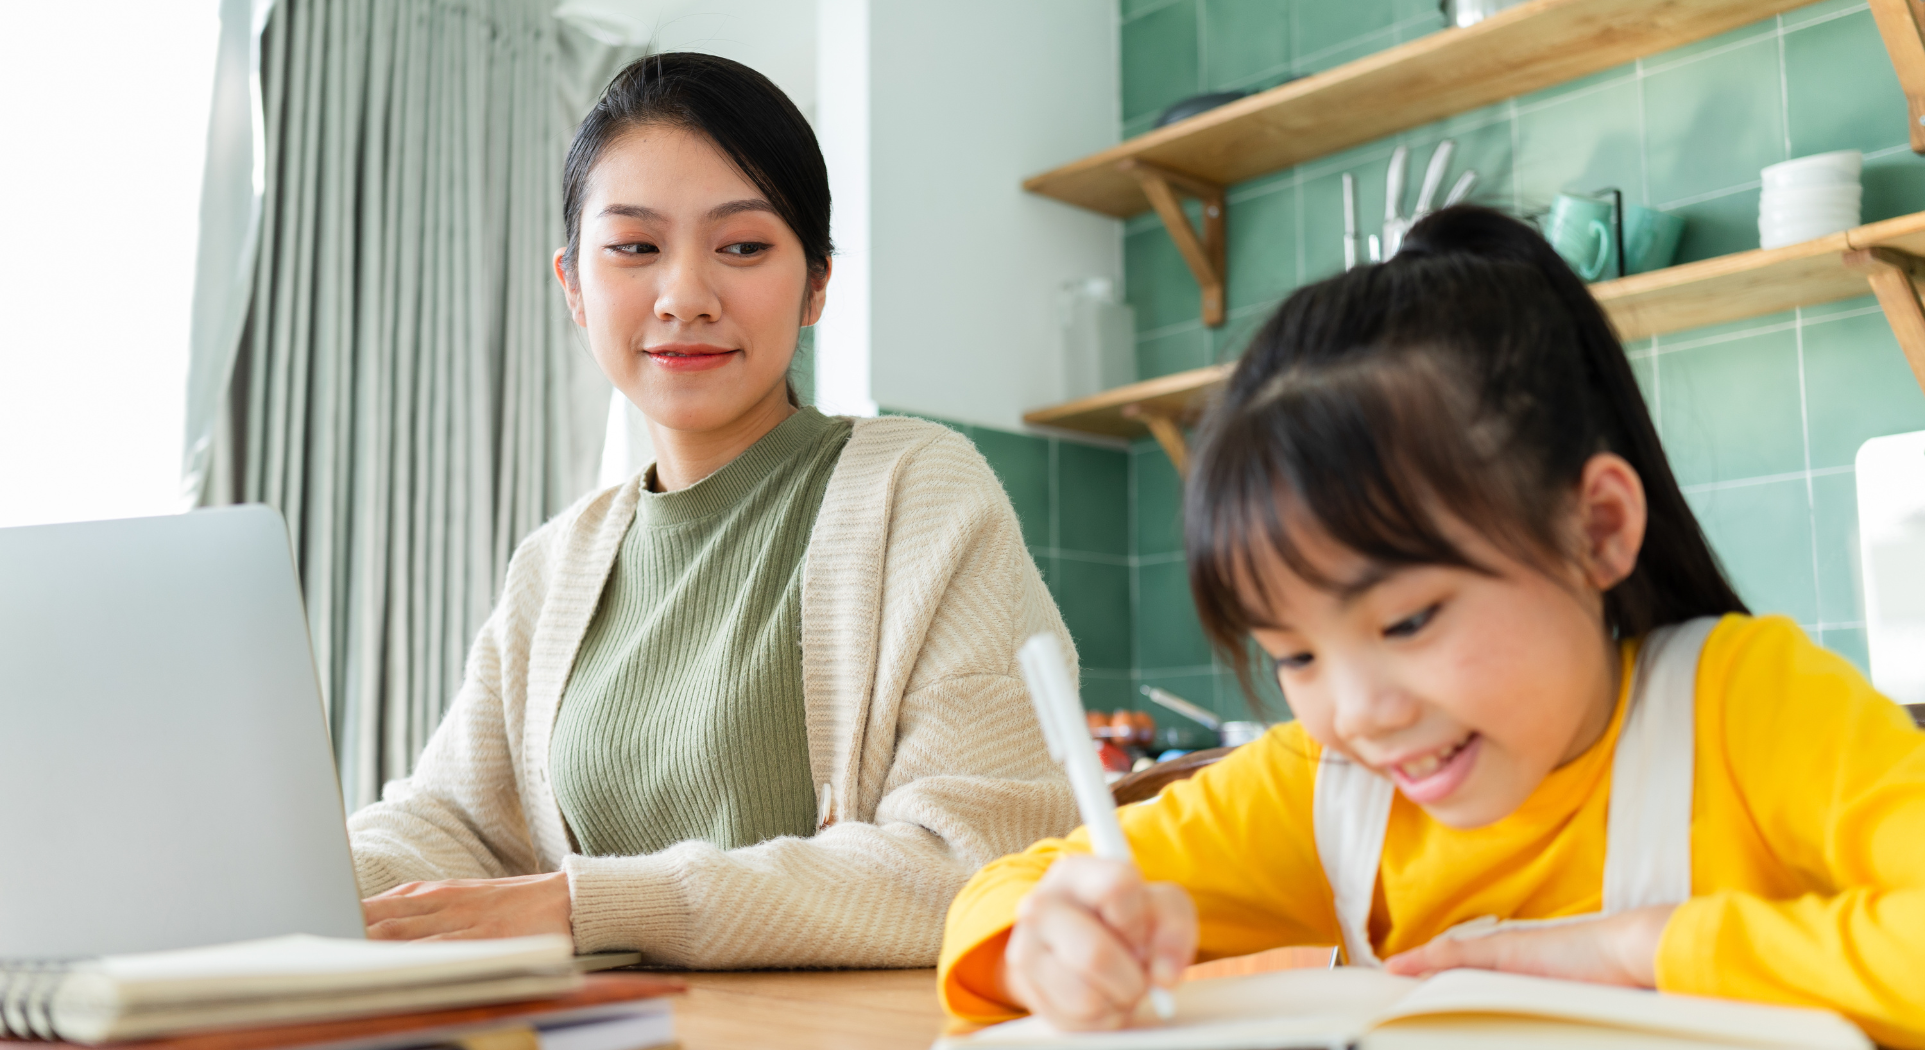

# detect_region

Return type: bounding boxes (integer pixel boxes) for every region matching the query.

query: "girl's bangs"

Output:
[1190,356,1513,644]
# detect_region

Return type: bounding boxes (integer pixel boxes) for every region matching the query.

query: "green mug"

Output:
[1621,205,1685,275]
[1546,193,1615,281]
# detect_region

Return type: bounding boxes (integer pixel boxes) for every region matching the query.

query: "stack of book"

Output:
[0,936,676,1050]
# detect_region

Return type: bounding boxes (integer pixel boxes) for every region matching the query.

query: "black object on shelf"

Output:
[1156,91,1248,128]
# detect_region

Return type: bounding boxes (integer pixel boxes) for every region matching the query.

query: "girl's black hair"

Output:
[560,52,832,282]
[1187,205,1746,698]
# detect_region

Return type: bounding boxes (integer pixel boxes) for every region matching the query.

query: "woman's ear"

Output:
[553,248,587,327]
[1573,452,1647,591]
[800,256,832,327]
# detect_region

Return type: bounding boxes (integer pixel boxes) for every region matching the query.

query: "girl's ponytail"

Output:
[1188,205,1744,690]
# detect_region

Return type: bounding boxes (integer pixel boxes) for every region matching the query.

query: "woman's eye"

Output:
[1384,603,1440,639]
[609,242,658,256]
[720,241,771,257]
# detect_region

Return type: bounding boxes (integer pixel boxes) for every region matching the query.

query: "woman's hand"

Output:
[1383,904,1676,987]
[362,871,574,943]
[999,854,1197,1031]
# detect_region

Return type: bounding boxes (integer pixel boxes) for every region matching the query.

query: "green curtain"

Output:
[190,0,625,810]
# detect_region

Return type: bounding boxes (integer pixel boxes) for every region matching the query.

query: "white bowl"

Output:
[1760,220,1858,248]
[1760,185,1862,205]
[1762,150,1864,188]
[1759,207,1862,224]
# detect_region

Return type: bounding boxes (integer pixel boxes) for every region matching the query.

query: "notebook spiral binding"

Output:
[1,962,73,1041]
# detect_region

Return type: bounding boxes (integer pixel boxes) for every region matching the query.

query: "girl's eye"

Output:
[721,241,771,257]
[609,242,658,256]
[1276,652,1314,671]
[1384,603,1440,639]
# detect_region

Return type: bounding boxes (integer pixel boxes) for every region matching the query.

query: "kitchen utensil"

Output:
[1382,145,1411,256]
[1620,204,1686,274]
[1141,685,1222,730]
[1546,193,1616,281]
[1413,140,1456,218]
[1442,0,1529,28]
[1343,172,1360,270]
[1444,169,1477,207]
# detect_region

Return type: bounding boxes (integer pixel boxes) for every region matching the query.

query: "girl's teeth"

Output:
[1396,737,1467,780]
[1401,753,1443,779]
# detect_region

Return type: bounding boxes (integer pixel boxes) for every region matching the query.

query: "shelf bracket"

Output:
[1124,405,1191,475]
[1843,246,1925,393]
[1869,0,1925,152]
[1120,159,1227,327]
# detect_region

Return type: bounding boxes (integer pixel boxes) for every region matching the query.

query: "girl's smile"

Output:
[1383,731,1480,803]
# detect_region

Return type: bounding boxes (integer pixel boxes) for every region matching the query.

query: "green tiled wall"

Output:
[878,410,1139,718]
[1117,0,1925,716]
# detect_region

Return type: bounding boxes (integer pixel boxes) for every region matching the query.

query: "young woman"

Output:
[938,208,1925,1047]
[347,53,1076,968]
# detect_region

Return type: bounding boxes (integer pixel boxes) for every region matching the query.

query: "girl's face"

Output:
[555,125,826,433]
[1242,456,1645,829]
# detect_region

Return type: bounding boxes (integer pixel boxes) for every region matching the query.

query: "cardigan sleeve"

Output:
[562,425,1080,966]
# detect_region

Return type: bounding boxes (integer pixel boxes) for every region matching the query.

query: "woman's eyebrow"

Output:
[598,203,663,221]
[707,198,775,220]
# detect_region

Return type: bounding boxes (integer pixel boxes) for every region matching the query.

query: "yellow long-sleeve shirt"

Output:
[940,615,1925,1047]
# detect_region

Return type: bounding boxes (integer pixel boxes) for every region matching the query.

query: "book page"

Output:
[1373,970,1869,1050]
[90,935,576,1007]
[940,967,1419,1049]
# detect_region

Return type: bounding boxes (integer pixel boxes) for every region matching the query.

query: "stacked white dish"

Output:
[1759,150,1862,249]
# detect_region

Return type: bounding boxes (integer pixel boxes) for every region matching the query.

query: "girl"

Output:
[938,207,1925,1047]
[348,53,1076,967]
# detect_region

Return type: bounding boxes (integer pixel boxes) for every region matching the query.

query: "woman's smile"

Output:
[645,342,741,372]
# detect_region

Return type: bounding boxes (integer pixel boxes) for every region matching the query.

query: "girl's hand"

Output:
[1383,904,1676,987]
[1000,854,1197,1031]
[362,871,574,943]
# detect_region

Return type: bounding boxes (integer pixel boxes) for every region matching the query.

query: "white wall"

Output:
[0,1,220,527]
[816,0,1122,433]
[552,0,816,117]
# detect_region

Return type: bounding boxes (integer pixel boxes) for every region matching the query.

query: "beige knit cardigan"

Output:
[347,416,1079,968]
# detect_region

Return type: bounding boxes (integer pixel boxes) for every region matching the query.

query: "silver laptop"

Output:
[0,506,366,958]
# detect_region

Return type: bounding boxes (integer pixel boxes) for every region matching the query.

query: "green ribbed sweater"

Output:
[550,408,852,857]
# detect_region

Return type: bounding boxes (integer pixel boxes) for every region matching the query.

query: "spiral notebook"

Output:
[0,935,593,1045]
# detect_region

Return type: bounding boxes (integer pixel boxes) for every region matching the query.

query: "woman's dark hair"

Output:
[1187,205,1745,699]
[560,53,831,407]
[561,52,831,281]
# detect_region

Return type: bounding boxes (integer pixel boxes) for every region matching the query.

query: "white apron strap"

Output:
[1602,615,1717,912]
[1313,752,1396,968]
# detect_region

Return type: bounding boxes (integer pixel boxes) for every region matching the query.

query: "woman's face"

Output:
[556,124,826,433]
[1241,511,1624,831]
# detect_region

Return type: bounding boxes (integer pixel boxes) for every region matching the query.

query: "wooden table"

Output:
[666,969,949,1050]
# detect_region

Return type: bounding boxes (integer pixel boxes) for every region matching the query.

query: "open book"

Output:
[937,967,1870,1050]
[0,934,582,1044]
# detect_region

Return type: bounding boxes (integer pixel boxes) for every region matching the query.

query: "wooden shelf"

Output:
[1024,211,1925,461]
[1025,0,1821,220]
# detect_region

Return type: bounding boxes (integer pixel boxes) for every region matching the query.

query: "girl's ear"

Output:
[1573,452,1647,591]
